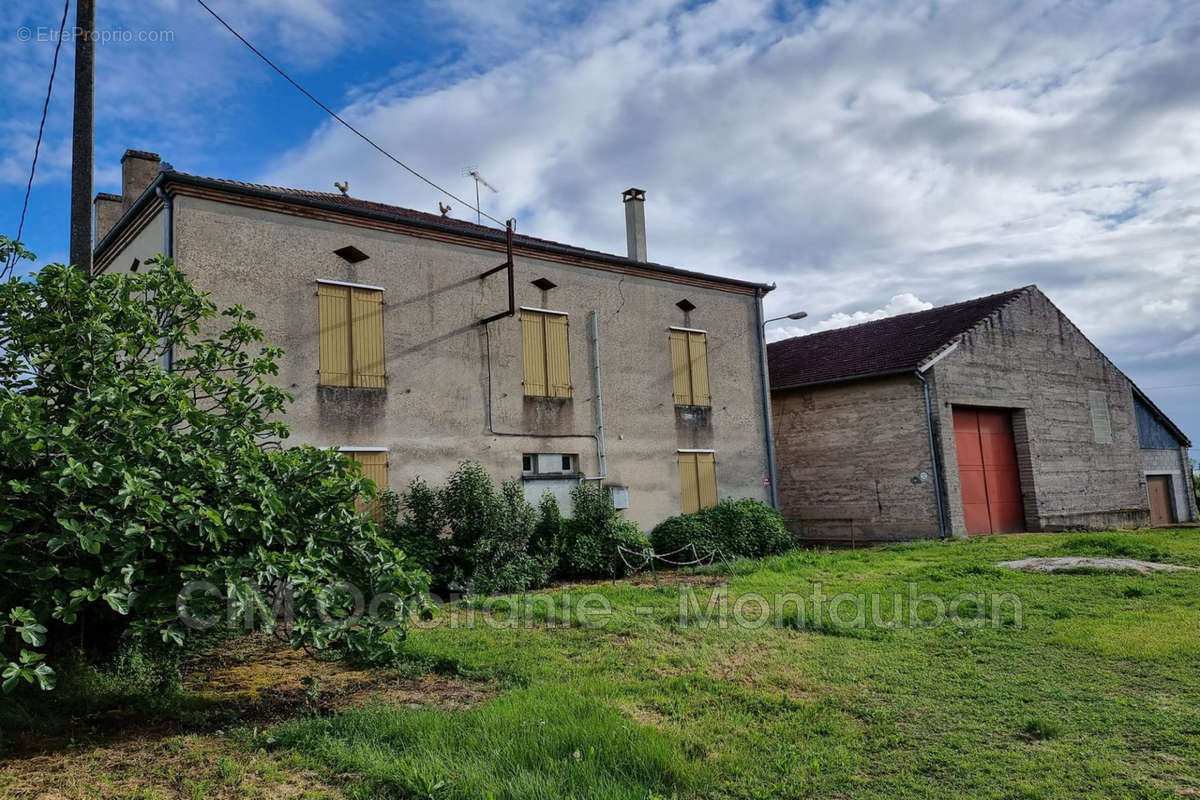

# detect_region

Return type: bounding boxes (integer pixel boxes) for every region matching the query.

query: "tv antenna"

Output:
[464,167,498,225]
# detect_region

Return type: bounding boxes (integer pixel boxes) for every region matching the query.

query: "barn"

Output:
[768,286,1196,544]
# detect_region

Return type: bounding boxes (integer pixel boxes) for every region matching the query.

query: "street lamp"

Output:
[763,310,808,328]
[757,309,807,512]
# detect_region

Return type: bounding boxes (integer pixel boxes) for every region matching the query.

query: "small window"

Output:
[678,451,717,514]
[669,328,711,407]
[521,308,571,398]
[1088,390,1112,444]
[523,453,577,476]
[318,281,385,388]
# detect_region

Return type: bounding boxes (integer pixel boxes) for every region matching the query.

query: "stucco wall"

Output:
[929,289,1149,534]
[148,195,770,530]
[771,374,942,544]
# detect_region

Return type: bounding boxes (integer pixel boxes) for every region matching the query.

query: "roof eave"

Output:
[769,365,920,393]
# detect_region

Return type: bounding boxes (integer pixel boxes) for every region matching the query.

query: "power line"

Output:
[4,0,71,279]
[1142,383,1200,391]
[193,0,506,228]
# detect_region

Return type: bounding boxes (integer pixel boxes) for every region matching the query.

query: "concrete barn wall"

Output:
[929,289,1149,534]
[128,195,771,530]
[771,374,942,544]
[1141,447,1197,523]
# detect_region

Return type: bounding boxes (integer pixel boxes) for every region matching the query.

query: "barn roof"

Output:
[767,286,1034,390]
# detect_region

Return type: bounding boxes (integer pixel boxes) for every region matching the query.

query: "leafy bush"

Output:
[560,483,649,578]
[379,482,444,577]
[0,248,428,689]
[650,499,793,561]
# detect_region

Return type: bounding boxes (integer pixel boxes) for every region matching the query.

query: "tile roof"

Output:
[153,170,773,292]
[767,286,1035,389]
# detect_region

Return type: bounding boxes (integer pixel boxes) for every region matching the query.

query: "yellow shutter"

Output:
[678,452,700,514]
[687,332,711,407]
[350,450,389,490]
[545,313,572,398]
[351,288,385,388]
[347,450,388,518]
[522,310,547,396]
[669,330,692,404]
[318,283,351,386]
[696,451,718,509]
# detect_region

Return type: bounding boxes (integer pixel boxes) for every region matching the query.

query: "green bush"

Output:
[560,483,649,578]
[379,482,444,577]
[650,499,793,560]
[0,247,428,690]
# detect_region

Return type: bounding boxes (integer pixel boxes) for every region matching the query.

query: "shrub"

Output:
[560,483,649,578]
[650,499,793,561]
[379,482,444,578]
[0,249,428,689]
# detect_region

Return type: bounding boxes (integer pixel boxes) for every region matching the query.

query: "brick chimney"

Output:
[622,188,646,262]
[121,149,161,209]
[93,192,123,243]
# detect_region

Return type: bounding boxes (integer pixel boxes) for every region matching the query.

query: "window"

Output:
[678,450,717,514]
[341,448,388,516]
[669,328,711,407]
[1088,390,1112,444]
[523,453,577,476]
[318,280,385,387]
[521,308,571,398]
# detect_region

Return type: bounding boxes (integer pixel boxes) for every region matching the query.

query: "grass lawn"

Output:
[5,528,1200,799]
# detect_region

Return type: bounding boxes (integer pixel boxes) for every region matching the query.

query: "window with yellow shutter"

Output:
[668,327,711,407]
[341,447,389,517]
[521,307,572,398]
[318,280,385,387]
[677,450,718,514]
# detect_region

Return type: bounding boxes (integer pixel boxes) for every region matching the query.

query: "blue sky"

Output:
[2,0,1197,457]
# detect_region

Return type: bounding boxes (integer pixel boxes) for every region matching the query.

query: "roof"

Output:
[94,167,773,294]
[767,286,1034,389]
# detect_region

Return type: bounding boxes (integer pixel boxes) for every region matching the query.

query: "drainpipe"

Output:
[589,310,608,481]
[754,288,779,509]
[915,370,948,538]
[155,184,175,372]
[155,184,173,259]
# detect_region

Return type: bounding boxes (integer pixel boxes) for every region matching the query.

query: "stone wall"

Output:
[771,374,942,544]
[929,288,1150,533]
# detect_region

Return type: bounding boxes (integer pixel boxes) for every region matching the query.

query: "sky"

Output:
[2,0,1197,457]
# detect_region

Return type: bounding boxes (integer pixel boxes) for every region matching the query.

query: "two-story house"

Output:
[93,150,776,528]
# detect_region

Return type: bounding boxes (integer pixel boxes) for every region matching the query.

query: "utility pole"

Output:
[69,0,95,274]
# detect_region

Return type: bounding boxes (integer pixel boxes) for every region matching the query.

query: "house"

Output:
[92,150,776,529]
[768,286,1196,544]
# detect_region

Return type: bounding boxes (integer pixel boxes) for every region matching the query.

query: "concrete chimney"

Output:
[622,188,646,262]
[121,149,161,209]
[93,192,123,243]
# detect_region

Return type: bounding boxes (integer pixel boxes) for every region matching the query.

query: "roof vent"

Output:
[334,245,369,263]
[622,188,647,262]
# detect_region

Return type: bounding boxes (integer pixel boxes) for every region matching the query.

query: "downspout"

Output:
[754,288,780,509]
[155,184,175,372]
[588,310,608,482]
[915,370,948,538]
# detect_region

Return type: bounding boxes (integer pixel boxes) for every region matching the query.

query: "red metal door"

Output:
[953,407,1026,535]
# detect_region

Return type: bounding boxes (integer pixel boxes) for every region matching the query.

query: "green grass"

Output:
[274,529,1200,799]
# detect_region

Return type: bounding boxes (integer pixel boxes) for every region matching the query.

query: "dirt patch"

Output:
[998,557,1197,575]
[0,634,493,797]
[0,733,340,800]
[183,633,491,717]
